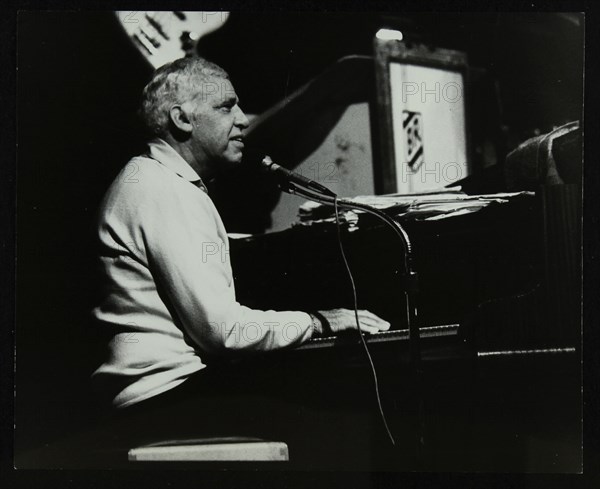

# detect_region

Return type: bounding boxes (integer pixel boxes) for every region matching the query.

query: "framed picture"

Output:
[373,38,470,194]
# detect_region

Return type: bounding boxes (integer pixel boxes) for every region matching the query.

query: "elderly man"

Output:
[91,57,389,449]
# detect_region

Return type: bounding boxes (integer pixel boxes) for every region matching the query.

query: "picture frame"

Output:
[373,38,471,194]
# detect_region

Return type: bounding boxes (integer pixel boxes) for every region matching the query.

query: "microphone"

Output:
[260,156,337,197]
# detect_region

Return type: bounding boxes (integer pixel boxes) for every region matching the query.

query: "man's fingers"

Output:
[358,324,379,335]
[323,308,391,334]
[374,318,391,330]
[357,310,391,330]
[358,321,390,332]
[357,309,380,320]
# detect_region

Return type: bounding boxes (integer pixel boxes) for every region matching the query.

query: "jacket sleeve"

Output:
[131,175,314,355]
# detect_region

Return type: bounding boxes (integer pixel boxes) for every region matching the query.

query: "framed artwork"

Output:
[373,38,470,194]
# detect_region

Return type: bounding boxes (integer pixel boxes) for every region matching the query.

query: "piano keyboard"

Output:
[298,324,460,350]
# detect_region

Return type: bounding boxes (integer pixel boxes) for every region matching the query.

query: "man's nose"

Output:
[234,105,249,129]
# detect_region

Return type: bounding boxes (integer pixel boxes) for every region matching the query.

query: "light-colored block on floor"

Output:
[128,437,289,462]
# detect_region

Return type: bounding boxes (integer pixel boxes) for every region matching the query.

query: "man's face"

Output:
[188,77,249,172]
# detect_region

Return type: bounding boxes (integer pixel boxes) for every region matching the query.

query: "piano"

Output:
[227,187,581,472]
[220,55,581,472]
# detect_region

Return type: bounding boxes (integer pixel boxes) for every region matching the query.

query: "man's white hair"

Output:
[139,57,229,137]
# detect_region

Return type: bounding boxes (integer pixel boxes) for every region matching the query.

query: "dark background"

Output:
[15,10,584,461]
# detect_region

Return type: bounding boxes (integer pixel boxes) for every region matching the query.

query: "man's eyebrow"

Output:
[216,95,238,106]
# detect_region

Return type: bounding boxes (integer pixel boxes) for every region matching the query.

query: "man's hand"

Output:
[312,309,391,336]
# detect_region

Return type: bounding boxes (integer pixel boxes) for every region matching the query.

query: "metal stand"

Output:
[285,181,424,462]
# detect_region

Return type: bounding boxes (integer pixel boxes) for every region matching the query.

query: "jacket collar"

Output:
[147,138,207,191]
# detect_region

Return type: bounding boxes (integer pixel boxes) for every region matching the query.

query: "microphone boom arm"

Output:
[284,178,426,462]
[284,181,421,371]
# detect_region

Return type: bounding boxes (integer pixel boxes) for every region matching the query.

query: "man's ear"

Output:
[169,105,194,134]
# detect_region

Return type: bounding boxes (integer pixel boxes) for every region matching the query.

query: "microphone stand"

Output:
[283,180,425,464]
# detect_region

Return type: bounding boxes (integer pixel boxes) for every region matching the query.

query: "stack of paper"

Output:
[296,191,534,228]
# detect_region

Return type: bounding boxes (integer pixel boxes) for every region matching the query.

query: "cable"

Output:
[289,184,419,361]
[333,197,396,446]
[283,181,414,447]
